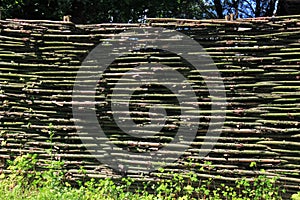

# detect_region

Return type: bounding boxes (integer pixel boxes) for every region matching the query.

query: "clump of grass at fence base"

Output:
[0,154,289,200]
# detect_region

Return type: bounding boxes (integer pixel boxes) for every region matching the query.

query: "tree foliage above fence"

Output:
[1,0,297,23]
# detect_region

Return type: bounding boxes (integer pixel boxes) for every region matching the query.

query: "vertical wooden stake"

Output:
[63,15,71,22]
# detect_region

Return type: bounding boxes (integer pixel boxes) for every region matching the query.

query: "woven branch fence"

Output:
[0,15,300,196]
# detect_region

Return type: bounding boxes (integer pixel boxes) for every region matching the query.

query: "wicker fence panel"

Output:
[0,16,300,195]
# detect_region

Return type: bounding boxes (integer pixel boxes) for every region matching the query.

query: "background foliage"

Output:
[0,0,285,23]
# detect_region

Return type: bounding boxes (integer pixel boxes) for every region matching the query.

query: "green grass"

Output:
[0,154,291,200]
[0,178,153,200]
[0,175,289,200]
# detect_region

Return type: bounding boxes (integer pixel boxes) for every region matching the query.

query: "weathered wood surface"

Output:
[0,16,300,196]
